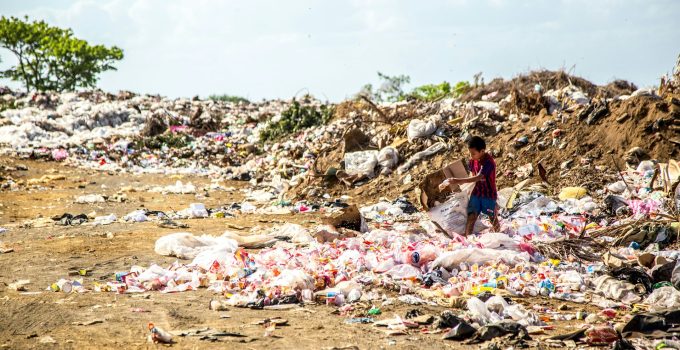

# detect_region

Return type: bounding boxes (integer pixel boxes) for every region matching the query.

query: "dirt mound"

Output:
[460,70,599,102]
[600,80,638,98]
[292,82,679,207]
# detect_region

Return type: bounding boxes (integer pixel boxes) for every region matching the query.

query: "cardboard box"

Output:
[418,159,468,210]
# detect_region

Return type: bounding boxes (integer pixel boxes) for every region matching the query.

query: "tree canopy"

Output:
[0,16,123,92]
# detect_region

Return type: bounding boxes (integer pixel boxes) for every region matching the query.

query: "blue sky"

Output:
[0,0,678,101]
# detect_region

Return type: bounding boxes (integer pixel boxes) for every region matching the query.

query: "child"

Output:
[438,136,500,235]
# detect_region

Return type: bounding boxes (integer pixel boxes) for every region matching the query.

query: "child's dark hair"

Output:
[467,136,486,151]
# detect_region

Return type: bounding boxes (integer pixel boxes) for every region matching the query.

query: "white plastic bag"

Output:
[477,232,518,250]
[485,295,509,314]
[432,248,530,270]
[123,209,148,222]
[503,304,541,326]
[76,194,105,204]
[407,118,437,142]
[643,286,680,311]
[427,183,487,236]
[154,232,237,260]
[467,297,500,325]
[592,275,642,303]
[377,147,399,174]
[93,213,117,225]
[271,269,314,291]
[179,203,208,218]
[344,150,379,178]
[386,264,422,280]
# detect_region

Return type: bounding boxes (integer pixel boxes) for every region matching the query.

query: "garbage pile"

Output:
[294,69,679,203]
[3,62,680,347]
[0,90,337,183]
[46,157,680,347]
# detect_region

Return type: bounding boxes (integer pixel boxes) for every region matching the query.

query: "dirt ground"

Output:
[1,158,603,349]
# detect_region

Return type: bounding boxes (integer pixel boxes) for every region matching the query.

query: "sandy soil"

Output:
[0,158,600,350]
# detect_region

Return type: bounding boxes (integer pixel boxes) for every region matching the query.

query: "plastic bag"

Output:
[485,295,508,314]
[477,232,518,250]
[432,248,530,270]
[377,147,398,174]
[585,325,618,344]
[557,270,585,291]
[637,160,655,173]
[592,275,642,303]
[428,183,487,236]
[246,189,275,203]
[386,264,422,280]
[154,232,238,260]
[271,269,314,291]
[558,187,587,201]
[513,196,558,217]
[93,214,117,225]
[178,203,209,218]
[643,286,680,311]
[344,150,379,178]
[123,209,148,222]
[397,142,446,174]
[503,304,540,326]
[607,181,627,194]
[467,297,500,325]
[407,118,437,142]
[150,180,196,194]
[76,194,105,204]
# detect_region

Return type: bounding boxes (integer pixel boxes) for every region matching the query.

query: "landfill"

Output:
[0,61,680,348]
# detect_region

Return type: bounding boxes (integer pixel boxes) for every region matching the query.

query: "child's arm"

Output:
[438,167,486,191]
[449,174,485,184]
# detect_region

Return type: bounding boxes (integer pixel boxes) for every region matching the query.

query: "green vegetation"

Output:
[408,82,451,101]
[0,16,123,92]
[259,100,333,142]
[136,133,193,150]
[358,72,411,102]
[359,72,472,102]
[208,94,250,104]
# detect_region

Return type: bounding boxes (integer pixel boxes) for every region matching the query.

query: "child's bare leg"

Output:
[464,213,478,236]
[492,207,501,232]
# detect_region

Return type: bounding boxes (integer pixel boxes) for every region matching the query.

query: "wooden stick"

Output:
[359,95,388,122]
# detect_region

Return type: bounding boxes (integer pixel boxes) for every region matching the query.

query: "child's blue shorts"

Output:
[467,195,497,219]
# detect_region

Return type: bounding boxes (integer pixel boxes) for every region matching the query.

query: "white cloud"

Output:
[0,0,678,99]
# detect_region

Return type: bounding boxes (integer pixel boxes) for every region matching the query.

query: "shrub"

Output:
[208,94,250,104]
[259,101,333,142]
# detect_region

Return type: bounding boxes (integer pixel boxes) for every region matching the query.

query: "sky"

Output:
[0,0,678,101]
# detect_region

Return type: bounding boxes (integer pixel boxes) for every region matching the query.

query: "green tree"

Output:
[408,81,452,101]
[358,72,411,102]
[0,16,123,92]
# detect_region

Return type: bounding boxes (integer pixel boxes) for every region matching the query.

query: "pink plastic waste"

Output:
[51,149,68,161]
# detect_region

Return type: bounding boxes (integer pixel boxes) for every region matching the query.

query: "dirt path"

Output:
[0,158,596,349]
